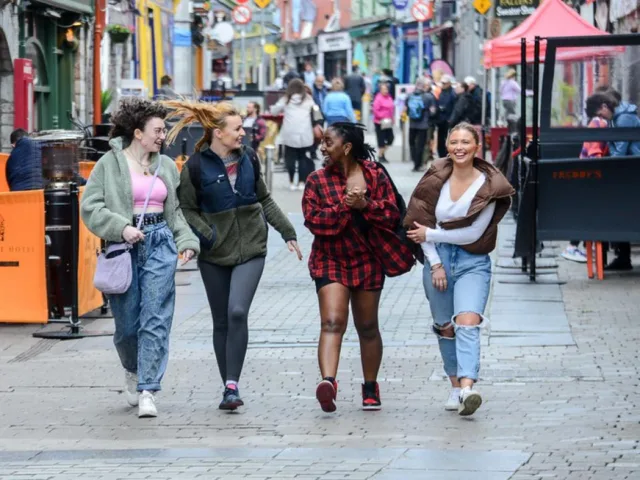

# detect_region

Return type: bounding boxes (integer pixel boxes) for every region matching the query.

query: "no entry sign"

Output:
[232,5,252,25]
[411,1,433,22]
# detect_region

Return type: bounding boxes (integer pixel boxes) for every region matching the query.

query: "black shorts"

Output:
[314,278,384,293]
[374,123,395,148]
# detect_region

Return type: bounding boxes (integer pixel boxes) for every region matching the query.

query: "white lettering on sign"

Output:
[318,32,351,53]
[496,5,536,17]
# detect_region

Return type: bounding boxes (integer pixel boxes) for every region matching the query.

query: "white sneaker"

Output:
[289,184,296,191]
[138,390,157,418]
[561,246,587,263]
[458,386,482,416]
[124,371,138,407]
[445,387,461,411]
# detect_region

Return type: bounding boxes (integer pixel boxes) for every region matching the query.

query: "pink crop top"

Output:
[131,170,168,208]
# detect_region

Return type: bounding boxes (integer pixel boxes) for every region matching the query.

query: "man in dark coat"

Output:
[6,129,43,191]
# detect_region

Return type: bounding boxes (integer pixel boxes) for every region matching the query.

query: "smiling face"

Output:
[320,128,351,166]
[447,127,480,167]
[136,117,167,154]
[214,114,245,150]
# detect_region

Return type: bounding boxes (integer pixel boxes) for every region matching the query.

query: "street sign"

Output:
[236,0,249,4]
[232,5,252,24]
[411,1,433,22]
[254,0,271,8]
[392,0,409,10]
[263,43,278,55]
[473,0,492,15]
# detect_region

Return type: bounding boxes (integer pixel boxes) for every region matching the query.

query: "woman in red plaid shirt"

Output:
[302,122,413,413]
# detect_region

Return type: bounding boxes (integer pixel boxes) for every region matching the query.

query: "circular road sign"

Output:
[411,1,433,22]
[232,5,252,25]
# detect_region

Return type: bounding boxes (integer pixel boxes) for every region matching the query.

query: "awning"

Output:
[350,20,391,39]
[32,0,94,15]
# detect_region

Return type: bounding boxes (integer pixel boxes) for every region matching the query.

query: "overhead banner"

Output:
[495,0,540,18]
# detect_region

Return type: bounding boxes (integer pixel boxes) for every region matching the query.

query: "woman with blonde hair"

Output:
[165,100,303,410]
[500,68,521,126]
[322,77,356,126]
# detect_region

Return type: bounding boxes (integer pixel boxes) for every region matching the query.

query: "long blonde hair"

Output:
[164,100,241,152]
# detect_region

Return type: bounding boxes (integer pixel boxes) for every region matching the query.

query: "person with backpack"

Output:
[165,100,303,411]
[302,122,414,413]
[407,78,437,172]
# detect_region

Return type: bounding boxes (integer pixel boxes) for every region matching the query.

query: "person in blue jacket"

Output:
[322,77,356,126]
[6,129,43,191]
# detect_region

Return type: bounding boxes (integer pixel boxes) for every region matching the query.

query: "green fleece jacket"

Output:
[178,148,297,266]
[80,137,200,254]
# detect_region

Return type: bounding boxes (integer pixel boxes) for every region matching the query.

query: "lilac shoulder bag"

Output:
[94,159,162,295]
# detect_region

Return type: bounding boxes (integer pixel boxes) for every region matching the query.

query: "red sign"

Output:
[232,5,252,24]
[411,1,433,22]
[236,0,249,3]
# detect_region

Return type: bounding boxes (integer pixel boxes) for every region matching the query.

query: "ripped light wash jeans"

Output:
[107,222,178,392]
[423,243,491,381]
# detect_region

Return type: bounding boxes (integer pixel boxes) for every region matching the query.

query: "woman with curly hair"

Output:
[165,100,302,411]
[81,98,199,418]
[302,122,414,413]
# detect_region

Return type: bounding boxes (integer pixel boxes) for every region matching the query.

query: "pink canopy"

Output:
[483,0,618,69]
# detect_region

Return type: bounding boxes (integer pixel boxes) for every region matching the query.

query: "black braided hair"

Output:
[328,122,377,162]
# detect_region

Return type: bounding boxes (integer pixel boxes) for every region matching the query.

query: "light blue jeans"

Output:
[423,243,491,381]
[108,222,178,392]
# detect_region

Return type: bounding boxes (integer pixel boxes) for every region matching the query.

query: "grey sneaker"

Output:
[138,390,157,418]
[445,387,461,411]
[458,387,482,416]
[124,371,139,407]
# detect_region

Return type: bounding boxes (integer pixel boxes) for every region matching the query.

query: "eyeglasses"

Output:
[151,128,168,137]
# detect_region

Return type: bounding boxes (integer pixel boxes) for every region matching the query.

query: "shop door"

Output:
[26,40,51,132]
[324,51,347,81]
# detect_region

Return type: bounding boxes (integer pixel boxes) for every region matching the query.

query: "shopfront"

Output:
[135,0,178,97]
[393,22,434,84]
[318,31,352,81]
[20,0,94,131]
[350,20,394,75]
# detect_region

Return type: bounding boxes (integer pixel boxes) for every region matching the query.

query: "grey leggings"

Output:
[199,256,266,383]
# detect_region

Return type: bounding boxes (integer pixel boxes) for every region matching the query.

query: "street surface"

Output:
[0,136,639,479]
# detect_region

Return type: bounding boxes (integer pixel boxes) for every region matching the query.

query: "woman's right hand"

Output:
[122,225,144,244]
[431,265,448,292]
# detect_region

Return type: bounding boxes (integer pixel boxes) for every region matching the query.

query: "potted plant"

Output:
[107,24,131,44]
[101,90,113,123]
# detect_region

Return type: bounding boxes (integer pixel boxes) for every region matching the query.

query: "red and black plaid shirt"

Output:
[303,160,412,290]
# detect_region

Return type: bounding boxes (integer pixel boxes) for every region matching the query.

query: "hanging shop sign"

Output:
[495,0,540,18]
[393,0,409,10]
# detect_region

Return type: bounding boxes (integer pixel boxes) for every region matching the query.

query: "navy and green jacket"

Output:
[178,145,297,266]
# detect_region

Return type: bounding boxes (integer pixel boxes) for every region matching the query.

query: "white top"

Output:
[421,174,496,266]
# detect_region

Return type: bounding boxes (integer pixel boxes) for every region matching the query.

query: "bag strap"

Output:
[135,158,162,230]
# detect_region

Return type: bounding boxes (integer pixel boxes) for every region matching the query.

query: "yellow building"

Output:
[135,0,180,96]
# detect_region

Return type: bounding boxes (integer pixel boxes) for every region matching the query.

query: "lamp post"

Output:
[94,0,106,133]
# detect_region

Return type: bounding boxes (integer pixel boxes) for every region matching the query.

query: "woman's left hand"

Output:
[180,249,196,265]
[407,221,427,243]
[287,240,303,260]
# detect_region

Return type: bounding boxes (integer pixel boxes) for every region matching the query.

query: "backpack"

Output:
[186,147,261,205]
[407,93,426,120]
[374,162,425,267]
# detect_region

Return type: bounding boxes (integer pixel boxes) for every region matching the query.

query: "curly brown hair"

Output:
[109,97,169,143]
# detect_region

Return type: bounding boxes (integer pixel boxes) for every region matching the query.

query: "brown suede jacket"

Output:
[404,157,515,254]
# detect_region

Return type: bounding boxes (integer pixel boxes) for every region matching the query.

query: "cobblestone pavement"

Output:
[0,139,639,479]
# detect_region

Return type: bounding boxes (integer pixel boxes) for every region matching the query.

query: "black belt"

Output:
[133,213,164,227]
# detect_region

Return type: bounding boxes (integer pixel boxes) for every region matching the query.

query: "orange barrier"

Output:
[77,187,103,316]
[0,190,49,323]
[78,161,96,180]
[0,153,9,193]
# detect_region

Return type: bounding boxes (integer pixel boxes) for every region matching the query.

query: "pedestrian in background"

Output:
[405,122,514,417]
[302,122,414,413]
[449,82,475,128]
[407,77,437,172]
[312,74,329,111]
[500,69,521,132]
[344,65,366,121]
[156,75,179,100]
[81,98,199,418]
[322,77,356,126]
[436,75,457,158]
[166,100,302,411]
[372,82,395,163]
[242,101,267,152]
[271,78,317,190]
[6,129,43,191]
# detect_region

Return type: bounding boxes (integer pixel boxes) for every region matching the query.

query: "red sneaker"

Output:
[362,382,381,411]
[316,379,338,413]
